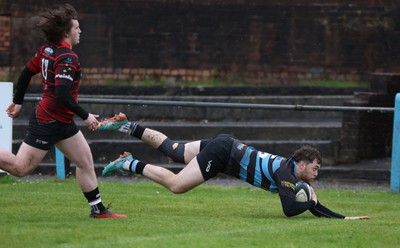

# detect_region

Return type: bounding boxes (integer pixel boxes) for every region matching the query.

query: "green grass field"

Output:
[0,176,399,248]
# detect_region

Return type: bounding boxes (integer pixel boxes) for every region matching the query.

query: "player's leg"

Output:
[141,128,201,164]
[102,135,235,193]
[181,141,201,164]
[0,111,61,177]
[56,131,97,192]
[0,142,47,177]
[56,130,126,218]
[103,152,205,194]
[97,113,201,164]
[142,157,205,193]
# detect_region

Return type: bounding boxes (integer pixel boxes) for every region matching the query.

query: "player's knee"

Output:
[169,184,188,194]
[13,167,31,177]
[157,139,185,163]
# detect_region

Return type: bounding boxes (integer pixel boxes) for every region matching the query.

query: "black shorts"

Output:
[196,134,236,180]
[24,110,79,150]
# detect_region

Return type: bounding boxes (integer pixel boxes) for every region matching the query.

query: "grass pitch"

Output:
[0,175,399,248]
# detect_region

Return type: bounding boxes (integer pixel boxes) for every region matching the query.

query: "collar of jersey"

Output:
[293,160,297,175]
[60,40,71,49]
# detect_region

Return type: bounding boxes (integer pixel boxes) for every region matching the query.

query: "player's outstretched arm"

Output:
[344,216,371,220]
[308,186,370,220]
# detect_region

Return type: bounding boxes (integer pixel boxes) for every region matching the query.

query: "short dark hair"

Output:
[36,4,78,44]
[292,145,322,164]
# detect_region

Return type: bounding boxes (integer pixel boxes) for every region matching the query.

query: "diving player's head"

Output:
[293,146,322,184]
[36,4,80,46]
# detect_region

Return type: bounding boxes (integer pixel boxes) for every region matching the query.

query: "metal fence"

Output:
[25,96,394,113]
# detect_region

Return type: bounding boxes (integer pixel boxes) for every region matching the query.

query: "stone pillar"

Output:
[339,93,368,163]
[339,92,392,163]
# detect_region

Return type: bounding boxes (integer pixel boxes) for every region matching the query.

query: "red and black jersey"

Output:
[26,41,82,123]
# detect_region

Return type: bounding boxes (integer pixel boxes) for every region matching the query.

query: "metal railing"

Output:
[24,96,394,113]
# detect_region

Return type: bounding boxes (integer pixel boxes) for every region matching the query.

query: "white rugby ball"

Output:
[295,181,311,202]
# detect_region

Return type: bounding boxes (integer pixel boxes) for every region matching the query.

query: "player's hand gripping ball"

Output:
[295,181,311,202]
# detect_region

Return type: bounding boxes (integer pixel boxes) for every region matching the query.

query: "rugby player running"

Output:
[1,4,126,218]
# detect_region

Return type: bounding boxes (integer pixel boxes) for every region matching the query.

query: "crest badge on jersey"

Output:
[44,47,54,55]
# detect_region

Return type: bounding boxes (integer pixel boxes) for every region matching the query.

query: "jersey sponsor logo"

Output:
[281,180,295,190]
[41,58,49,80]
[55,73,73,81]
[237,143,245,150]
[206,160,213,172]
[64,57,73,64]
[35,139,49,145]
[44,47,54,55]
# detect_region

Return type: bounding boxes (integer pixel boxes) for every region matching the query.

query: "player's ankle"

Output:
[128,159,146,175]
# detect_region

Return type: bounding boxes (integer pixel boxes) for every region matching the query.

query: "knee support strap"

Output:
[157,138,185,163]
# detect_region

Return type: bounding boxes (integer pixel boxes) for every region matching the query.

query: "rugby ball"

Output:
[295,181,311,202]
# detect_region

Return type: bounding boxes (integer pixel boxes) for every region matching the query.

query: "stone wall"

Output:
[0,0,399,85]
[339,92,393,162]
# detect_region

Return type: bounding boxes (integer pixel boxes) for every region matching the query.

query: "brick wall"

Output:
[0,15,10,68]
[2,0,400,85]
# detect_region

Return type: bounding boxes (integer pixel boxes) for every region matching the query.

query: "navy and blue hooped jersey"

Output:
[226,140,297,198]
[221,139,346,218]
